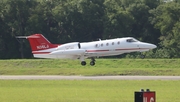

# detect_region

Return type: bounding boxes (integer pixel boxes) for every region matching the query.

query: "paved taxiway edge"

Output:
[0,75,180,80]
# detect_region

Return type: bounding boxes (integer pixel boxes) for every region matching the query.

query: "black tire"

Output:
[81,61,86,66]
[90,61,95,66]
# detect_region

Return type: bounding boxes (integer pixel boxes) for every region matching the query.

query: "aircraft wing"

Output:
[50,49,86,55]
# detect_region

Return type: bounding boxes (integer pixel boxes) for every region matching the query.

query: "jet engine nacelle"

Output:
[56,42,81,50]
[51,42,84,55]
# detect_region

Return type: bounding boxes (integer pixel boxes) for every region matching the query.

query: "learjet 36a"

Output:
[20,34,157,66]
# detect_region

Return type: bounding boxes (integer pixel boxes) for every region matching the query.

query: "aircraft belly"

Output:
[50,49,85,55]
[33,54,79,59]
[85,51,124,57]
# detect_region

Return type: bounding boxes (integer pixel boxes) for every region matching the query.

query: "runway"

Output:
[0,75,180,80]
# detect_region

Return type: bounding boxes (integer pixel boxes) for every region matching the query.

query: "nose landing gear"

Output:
[139,52,145,59]
[140,54,145,59]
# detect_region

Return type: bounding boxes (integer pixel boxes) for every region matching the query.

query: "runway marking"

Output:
[0,75,180,80]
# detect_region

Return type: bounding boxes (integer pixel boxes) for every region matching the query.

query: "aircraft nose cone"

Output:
[149,44,157,49]
[138,42,157,51]
[151,44,157,49]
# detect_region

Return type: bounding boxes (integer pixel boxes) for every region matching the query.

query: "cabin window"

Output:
[95,44,98,47]
[117,41,120,45]
[112,42,114,45]
[106,43,109,46]
[101,43,103,47]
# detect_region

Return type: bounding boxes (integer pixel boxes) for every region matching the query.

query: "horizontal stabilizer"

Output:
[16,36,28,39]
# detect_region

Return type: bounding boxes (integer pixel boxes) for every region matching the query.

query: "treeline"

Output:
[0,0,180,59]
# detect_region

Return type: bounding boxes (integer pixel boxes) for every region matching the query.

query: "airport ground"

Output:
[0,59,180,75]
[0,80,180,102]
[0,59,180,102]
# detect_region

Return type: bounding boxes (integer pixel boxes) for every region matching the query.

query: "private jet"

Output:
[18,34,157,66]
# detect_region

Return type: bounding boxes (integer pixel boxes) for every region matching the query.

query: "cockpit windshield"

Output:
[126,38,138,42]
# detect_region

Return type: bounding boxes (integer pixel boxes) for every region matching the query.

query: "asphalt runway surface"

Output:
[0,75,180,80]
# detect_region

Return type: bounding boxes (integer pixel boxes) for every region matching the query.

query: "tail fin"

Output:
[27,34,59,51]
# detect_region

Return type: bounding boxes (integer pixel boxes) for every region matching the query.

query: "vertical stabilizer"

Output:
[27,34,59,51]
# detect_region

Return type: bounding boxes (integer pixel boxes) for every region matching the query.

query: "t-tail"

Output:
[27,34,59,52]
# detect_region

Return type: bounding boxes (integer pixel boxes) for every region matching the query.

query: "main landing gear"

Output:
[81,58,96,66]
[81,61,86,66]
[90,58,95,66]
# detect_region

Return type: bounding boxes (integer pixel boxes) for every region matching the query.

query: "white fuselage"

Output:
[33,37,156,60]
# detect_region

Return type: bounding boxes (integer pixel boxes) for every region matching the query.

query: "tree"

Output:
[26,0,59,43]
[0,0,23,58]
[1,0,38,58]
[53,0,105,42]
[103,0,134,39]
[127,3,160,44]
[142,0,161,9]
[150,2,180,57]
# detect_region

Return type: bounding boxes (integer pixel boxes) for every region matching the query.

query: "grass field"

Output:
[0,80,179,102]
[0,59,180,102]
[0,59,180,75]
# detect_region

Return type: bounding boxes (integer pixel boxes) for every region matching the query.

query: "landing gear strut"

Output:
[140,53,145,59]
[90,58,95,66]
[140,55,145,59]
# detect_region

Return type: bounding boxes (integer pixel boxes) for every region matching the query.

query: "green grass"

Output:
[0,59,179,102]
[0,80,179,102]
[0,59,180,75]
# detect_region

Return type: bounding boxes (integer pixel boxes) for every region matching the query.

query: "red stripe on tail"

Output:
[27,34,59,51]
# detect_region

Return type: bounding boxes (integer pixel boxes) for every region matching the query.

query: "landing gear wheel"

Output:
[90,57,96,66]
[81,61,86,66]
[90,61,95,66]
